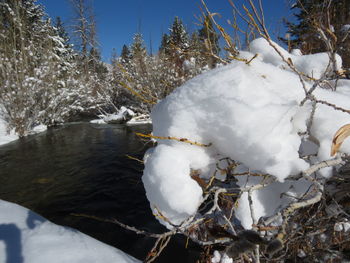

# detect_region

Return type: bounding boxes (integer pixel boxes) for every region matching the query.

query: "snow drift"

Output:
[0,199,140,263]
[142,38,350,228]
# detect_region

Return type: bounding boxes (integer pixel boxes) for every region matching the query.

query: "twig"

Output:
[135,132,212,147]
[265,156,344,243]
[248,181,260,263]
[71,213,174,238]
[146,235,172,263]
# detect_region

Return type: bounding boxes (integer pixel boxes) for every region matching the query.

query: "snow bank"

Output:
[0,106,47,146]
[0,199,140,263]
[0,120,46,146]
[142,38,350,228]
[0,117,18,146]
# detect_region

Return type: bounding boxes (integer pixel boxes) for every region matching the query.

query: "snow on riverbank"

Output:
[142,37,350,228]
[0,199,140,263]
[90,106,151,125]
[0,117,47,146]
[0,105,48,146]
[0,118,18,146]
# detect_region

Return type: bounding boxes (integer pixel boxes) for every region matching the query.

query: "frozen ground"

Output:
[0,199,140,263]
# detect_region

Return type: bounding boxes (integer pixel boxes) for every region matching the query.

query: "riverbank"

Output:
[0,117,18,146]
[0,199,140,263]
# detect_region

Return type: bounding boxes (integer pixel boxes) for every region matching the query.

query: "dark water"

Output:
[0,123,200,262]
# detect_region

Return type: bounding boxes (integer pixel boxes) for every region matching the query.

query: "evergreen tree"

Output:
[167,17,190,75]
[130,33,147,59]
[198,15,220,56]
[55,16,70,44]
[120,44,131,62]
[0,0,104,134]
[130,33,147,74]
[159,33,170,55]
[53,16,75,69]
[188,31,206,69]
[88,47,107,76]
[0,0,76,134]
[169,16,189,51]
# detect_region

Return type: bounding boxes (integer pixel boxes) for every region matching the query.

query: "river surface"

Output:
[0,122,200,262]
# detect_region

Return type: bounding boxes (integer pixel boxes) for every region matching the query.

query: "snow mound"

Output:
[249,38,342,79]
[142,38,350,228]
[0,200,140,263]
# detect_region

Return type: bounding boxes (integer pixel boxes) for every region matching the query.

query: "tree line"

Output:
[0,0,221,136]
[1,0,349,136]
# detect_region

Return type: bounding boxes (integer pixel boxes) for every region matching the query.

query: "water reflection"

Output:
[0,122,200,262]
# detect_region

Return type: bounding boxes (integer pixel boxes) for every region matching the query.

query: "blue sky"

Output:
[37,0,295,62]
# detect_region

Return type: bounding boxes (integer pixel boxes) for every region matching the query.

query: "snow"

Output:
[126,118,152,126]
[297,249,307,258]
[341,24,350,32]
[334,221,350,232]
[0,117,18,146]
[30,124,47,134]
[90,107,151,125]
[344,222,350,232]
[142,38,350,229]
[0,118,46,146]
[90,118,106,124]
[0,105,47,145]
[211,251,221,263]
[211,251,233,263]
[0,199,140,263]
[90,106,136,124]
[249,38,342,78]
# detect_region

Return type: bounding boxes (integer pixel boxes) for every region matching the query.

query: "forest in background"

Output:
[0,0,349,137]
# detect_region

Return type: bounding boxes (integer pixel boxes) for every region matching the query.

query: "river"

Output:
[0,122,200,262]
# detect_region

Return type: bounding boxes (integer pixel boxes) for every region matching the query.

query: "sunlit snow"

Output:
[0,200,140,263]
[142,38,350,228]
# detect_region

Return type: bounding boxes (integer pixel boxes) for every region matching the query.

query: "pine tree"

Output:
[120,44,131,62]
[188,31,205,69]
[169,16,189,51]
[0,0,79,134]
[159,33,170,55]
[55,16,70,45]
[88,47,107,76]
[198,15,220,56]
[167,17,190,75]
[130,33,147,75]
[53,16,75,71]
[130,33,147,59]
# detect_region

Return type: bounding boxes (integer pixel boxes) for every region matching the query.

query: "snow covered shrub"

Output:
[141,37,350,261]
[0,0,105,135]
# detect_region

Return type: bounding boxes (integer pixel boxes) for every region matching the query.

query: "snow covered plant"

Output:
[138,37,350,263]
[136,2,350,262]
